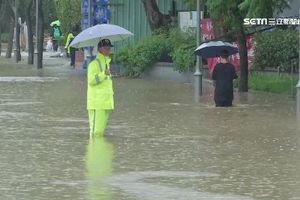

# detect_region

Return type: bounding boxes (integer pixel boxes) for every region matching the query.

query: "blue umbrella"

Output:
[195,41,238,58]
[70,24,134,48]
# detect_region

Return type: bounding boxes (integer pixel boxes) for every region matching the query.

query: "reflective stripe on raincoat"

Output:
[87,53,114,110]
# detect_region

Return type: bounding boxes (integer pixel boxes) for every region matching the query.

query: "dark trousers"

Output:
[53,40,58,52]
[70,47,76,67]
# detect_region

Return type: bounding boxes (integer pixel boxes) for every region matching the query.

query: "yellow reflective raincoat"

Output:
[87,53,114,137]
[64,33,74,54]
[87,53,114,110]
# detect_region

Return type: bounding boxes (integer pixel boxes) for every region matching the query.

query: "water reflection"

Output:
[85,137,114,200]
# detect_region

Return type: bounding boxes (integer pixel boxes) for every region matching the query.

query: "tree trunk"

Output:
[0,0,6,57]
[37,0,43,68]
[141,0,172,31]
[232,4,248,92]
[26,0,33,64]
[0,26,2,56]
[212,18,226,38]
[233,6,248,92]
[6,19,14,58]
[237,27,248,92]
[14,0,21,62]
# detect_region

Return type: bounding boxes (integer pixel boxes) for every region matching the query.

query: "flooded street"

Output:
[0,57,299,200]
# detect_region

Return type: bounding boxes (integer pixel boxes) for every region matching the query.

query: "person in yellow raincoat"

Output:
[64,32,76,67]
[87,39,114,137]
[64,32,74,57]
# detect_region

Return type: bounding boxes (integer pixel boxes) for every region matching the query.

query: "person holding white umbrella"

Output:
[87,39,114,137]
[70,24,133,137]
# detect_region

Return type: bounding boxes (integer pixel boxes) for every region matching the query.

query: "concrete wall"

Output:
[139,62,297,84]
[141,62,193,83]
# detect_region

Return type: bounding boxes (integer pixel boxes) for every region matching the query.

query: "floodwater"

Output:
[0,56,299,200]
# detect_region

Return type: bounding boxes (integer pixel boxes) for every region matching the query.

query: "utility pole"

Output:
[297,6,300,118]
[194,0,203,102]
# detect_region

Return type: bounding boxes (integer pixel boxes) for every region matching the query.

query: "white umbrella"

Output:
[70,24,134,48]
[195,41,238,58]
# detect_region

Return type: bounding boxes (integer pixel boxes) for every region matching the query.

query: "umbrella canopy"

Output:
[195,41,238,58]
[70,24,134,48]
[50,20,61,27]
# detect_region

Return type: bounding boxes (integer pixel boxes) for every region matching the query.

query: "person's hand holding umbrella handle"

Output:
[105,64,111,76]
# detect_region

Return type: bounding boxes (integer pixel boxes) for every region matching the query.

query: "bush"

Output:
[170,47,195,72]
[114,31,171,77]
[114,27,197,77]
[169,28,196,72]
[253,30,299,71]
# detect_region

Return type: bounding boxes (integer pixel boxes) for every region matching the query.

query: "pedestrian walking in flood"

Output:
[212,50,238,107]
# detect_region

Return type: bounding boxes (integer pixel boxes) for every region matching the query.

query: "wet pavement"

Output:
[0,54,299,200]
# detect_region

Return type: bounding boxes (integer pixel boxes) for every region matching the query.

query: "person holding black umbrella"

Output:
[212,50,238,107]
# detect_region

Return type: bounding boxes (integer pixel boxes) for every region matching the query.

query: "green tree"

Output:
[0,0,56,64]
[183,0,289,92]
[253,30,298,70]
[0,0,4,56]
[19,0,54,65]
[0,0,15,58]
[54,0,81,35]
[183,0,197,9]
[22,0,35,64]
[43,0,57,34]
[208,0,290,92]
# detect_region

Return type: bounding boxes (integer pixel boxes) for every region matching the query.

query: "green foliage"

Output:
[253,30,299,70]
[183,0,196,9]
[248,72,297,94]
[239,0,290,18]
[114,34,171,77]
[0,33,9,43]
[54,0,81,35]
[42,0,58,34]
[207,0,290,32]
[14,0,57,35]
[233,77,239,88]
[114,28,197,77]
[170,47,195,73]
[169,28,196,72]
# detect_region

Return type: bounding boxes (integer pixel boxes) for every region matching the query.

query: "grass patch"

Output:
[249,72,298,95]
